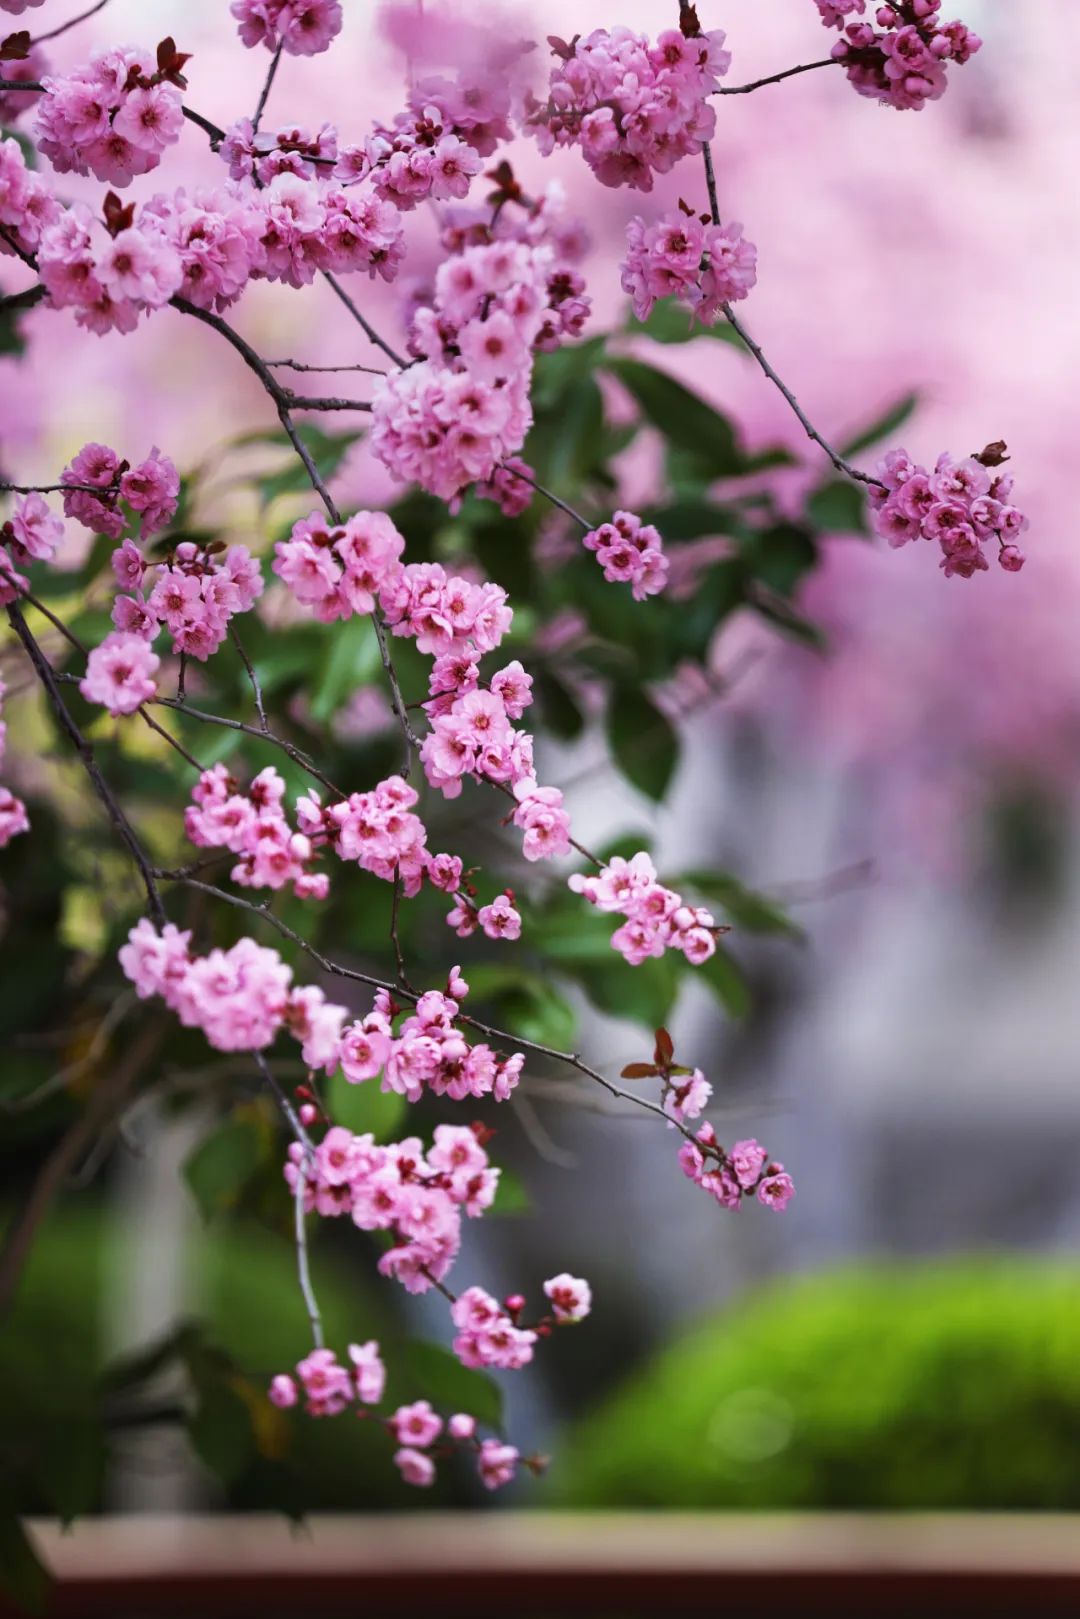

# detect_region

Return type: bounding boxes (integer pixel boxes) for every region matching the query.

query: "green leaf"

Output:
[606,684,679,802]
[806,479,867,535]
[187,1372,257,1487]
[536,671,585,741]
[697,944,751,1018]
[577,954,681,1029]
[100,1322,202,1395]
[309,614,381,724]
[751,590,826,650]
[466,965,578,1050]
[0,1515,49,1614]
[36,1418,104,1526]
[183,1119,262,1222]
[325,1071,407,1142]
[640,501,741,542]
[744,523,818,596]
[255,426,362,508]
[624,299,747,350]
[492,1167,531,1216]
[839,393,917,460]
[604,357,745,478]
[402,1340,503,1432]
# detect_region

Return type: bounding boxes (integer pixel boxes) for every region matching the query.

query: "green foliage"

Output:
[324,1070,407,1140]
[402,1340,503,1433]
[556,1261,1080,1509]
[606,685,680,802]
[184,1116,265,1220]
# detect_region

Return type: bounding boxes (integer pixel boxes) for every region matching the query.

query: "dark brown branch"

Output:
[251,41,284,134]
[166,876,697,1142]
[322,272,409,369]
[715,57,840,95]
[6,603,166,925]
[29,0,111,45]
[700,141,885,490]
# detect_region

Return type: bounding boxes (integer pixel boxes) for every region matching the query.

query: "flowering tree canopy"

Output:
[0,0,1027,1574]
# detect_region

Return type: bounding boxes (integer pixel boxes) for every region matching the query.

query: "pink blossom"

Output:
[394,1447,436,1487]
[348,1340,386,1405]
[79,631,159,715]
[478,893,522,941]
[872,448,1028,578]
[543,1273,592,1323]
[389,1400,443,1448]
[477,1438,519,1491]
[9,493,63,562]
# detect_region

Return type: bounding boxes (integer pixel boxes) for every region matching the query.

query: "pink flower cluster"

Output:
[267,1340,521,1491]
[528,26,730,192]
[336,63,526,211]
[436,179,592,355]
[273,508,405,624]
[35,47,184,185]
[373,235,561,500]
[679,1125,795,1212]
[569,852,720,967]
[420,654,533,799]
[34,176,402,335]
[79,630,160,716]
[62,442,178,540]
[869,446,1028,578]
[314,774,433,895]
[337,981,525,1106]
[231,0,342,57]
[815,1,982,111]
[221,117,337,185]
[119,917,349,1057]
[621,210,757,325]
[0,134,62,261]
[286,1120,498,1295]
[0,492,64,604]
[0,678,29,851]
[112,532,263,660]
[451,1286,537,1371]
[39,199,184,335]
[186,764,328,901]
[231,170,405,290]
[269,1339,385,1417]
[582,509,669,601]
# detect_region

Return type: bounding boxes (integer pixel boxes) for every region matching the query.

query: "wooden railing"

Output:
[11,1512,1080,1616]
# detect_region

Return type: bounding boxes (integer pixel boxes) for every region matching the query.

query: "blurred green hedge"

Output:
[555,1261,1080,1510]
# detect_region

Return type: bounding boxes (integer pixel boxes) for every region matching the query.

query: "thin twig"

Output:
[266,359,388,376]
[322,272,409,369]
[181,106,226,147]
[283,393,373,412]
[165,875,703,1147]
[251,41,284,134]
[229,623,268,731]
[715,58,840,95]
[6,603,166,925]
[699,141,884,490]
[500,461,592,533]
[252,1051,324,1350]
[29,0,111,45]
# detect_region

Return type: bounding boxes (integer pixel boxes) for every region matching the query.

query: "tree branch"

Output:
[6,603,166,925]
